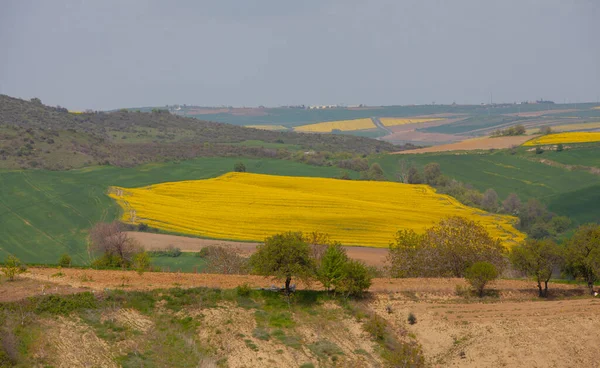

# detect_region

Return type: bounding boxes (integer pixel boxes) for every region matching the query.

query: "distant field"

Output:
[0,158,354,264]
[394,135,535,154]
[523,132,600,146]
[109,172,524,247]
[294,118,375,132]
[372,150,600,224]
[380,117,444,127]
[535,122,600,133]
[246,125,288,131]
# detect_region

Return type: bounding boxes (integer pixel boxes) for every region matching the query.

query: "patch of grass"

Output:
[244,339,259,351]
[271,329,302,349]
[307,339,344,360]
[34,293,97,315]
[299,363,315,368]
[105,290,156,314]
[252,327,270,341]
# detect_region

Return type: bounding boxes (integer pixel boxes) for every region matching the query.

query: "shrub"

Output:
[363,314,387,341]
[2,255,26,281]
[408,312,417,325]
[464,262,498,297]
[58,253,72,268]
[234,162,246,172]
[333,260,372,297]
[133,251,151,276]
[317,243,348,290]
[236,283,252,297]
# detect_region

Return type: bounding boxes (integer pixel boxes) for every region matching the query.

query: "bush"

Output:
[464,262,498,297]
[133,251,151,276]
[408,312,417,325]
[236,283,252,297]
[234,162,246,172]
[363,314,387,341]
[148,245,182,257]
[2,255,26,281]
[58,253,72,268]
[333,260,372,297]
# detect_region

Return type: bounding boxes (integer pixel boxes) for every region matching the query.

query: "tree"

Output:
[510,239,563,297]
[133,251,151,276]
[423,163,442,185]
[203,245,248,274]
[303,232,332,267]
[502,193,521,214]
[318,243,348,291]
[2,255,26,281]
[387,229,426,278]
[406,166,423,184]
[556,143,564,152]
[250,232,314,294]
[514,124,526,135]
[234,162,246,172]
[425,217,506,277]
[58,254,72,268]
[464,262,498,297]
[333,260,372,297]
[529,222,551,240]
[538,126,552,135]
[481,189,499,212]
[89,221,142,268]
[387,217,506,278]
[548,216,571,234]
[564,224,600,295]
[396,159,411,183]
[362,163,385,181]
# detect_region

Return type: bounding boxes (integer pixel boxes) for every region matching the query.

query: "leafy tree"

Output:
[58,253,72,268]
[250,232,315,294]
[425,217,506,277]
[333,259,372,297]
[556,143,564,152]
[387,229,426,278]
[318,243,348,291]
[548,216,571,234]
[388,217,506,278]
[423,163,442,185]
[361,163,385,181]
[234,162,246,172]
[133,251,151,276]
[2,255,26,281]
[564,224,600,295]
[538,126,552,135]
[406,166,423,184]
[529,222,552,240]
[481,189,499,212]
[303,232,332,266]
[510,239,563,297]
[535,146,544,155]
[464,261,498,297]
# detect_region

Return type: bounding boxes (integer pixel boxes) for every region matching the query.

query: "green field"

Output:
[371,149,600,224]
[534,143,600,168]
[150,253,207,273]
[0,157,356,264]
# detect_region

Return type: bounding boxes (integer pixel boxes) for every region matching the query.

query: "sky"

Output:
[1,0,599,110]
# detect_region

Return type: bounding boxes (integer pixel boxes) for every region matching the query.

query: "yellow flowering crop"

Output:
[109,173,524,248]
[379,118,443,127]
[523,132,600,146]
[246,125,288,131]
[294,118,375,133]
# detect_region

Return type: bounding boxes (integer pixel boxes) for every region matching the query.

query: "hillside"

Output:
[0,95,397,170]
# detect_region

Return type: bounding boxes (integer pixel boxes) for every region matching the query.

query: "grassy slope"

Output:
[0,157,354,264]
[372,149,600,224]
[535,143,600,167]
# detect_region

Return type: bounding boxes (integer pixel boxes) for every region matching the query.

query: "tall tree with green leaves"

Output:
[250,232,315,294]
[318,242,348,291]
[564,224,600,295]
[510,239,564,297]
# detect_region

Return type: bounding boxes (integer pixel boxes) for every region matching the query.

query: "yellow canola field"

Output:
[523,132,600,146]
[294,118,375,132]
[109,173,524,248]
[246,125,288,131]
[380,117,444,127]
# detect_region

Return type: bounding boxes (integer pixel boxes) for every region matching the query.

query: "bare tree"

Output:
[89,221,141,267]
[502,193,521,214]
[203,246,248,274]
[396,159,411,183]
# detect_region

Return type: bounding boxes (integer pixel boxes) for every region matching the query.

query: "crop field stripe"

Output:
[523,132,600,146]
[110,172,524,247]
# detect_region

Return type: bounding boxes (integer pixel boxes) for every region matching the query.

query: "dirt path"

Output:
[127,232,390,268]
[19,267,590,298]
[371,117,393,135]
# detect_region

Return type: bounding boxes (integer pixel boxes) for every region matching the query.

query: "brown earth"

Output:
[5,270,600,367]
[127,232,389,268]
[393,135,537,154]
[0,276,86,302]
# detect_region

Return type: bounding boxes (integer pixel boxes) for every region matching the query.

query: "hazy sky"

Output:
[1,0,599,110]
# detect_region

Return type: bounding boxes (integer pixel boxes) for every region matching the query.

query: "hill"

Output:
[0,95,397,170]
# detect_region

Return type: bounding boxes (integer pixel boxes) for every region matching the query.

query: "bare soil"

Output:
[0,276,86,302]
[393,135,537,154]
[127,232,389,268]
